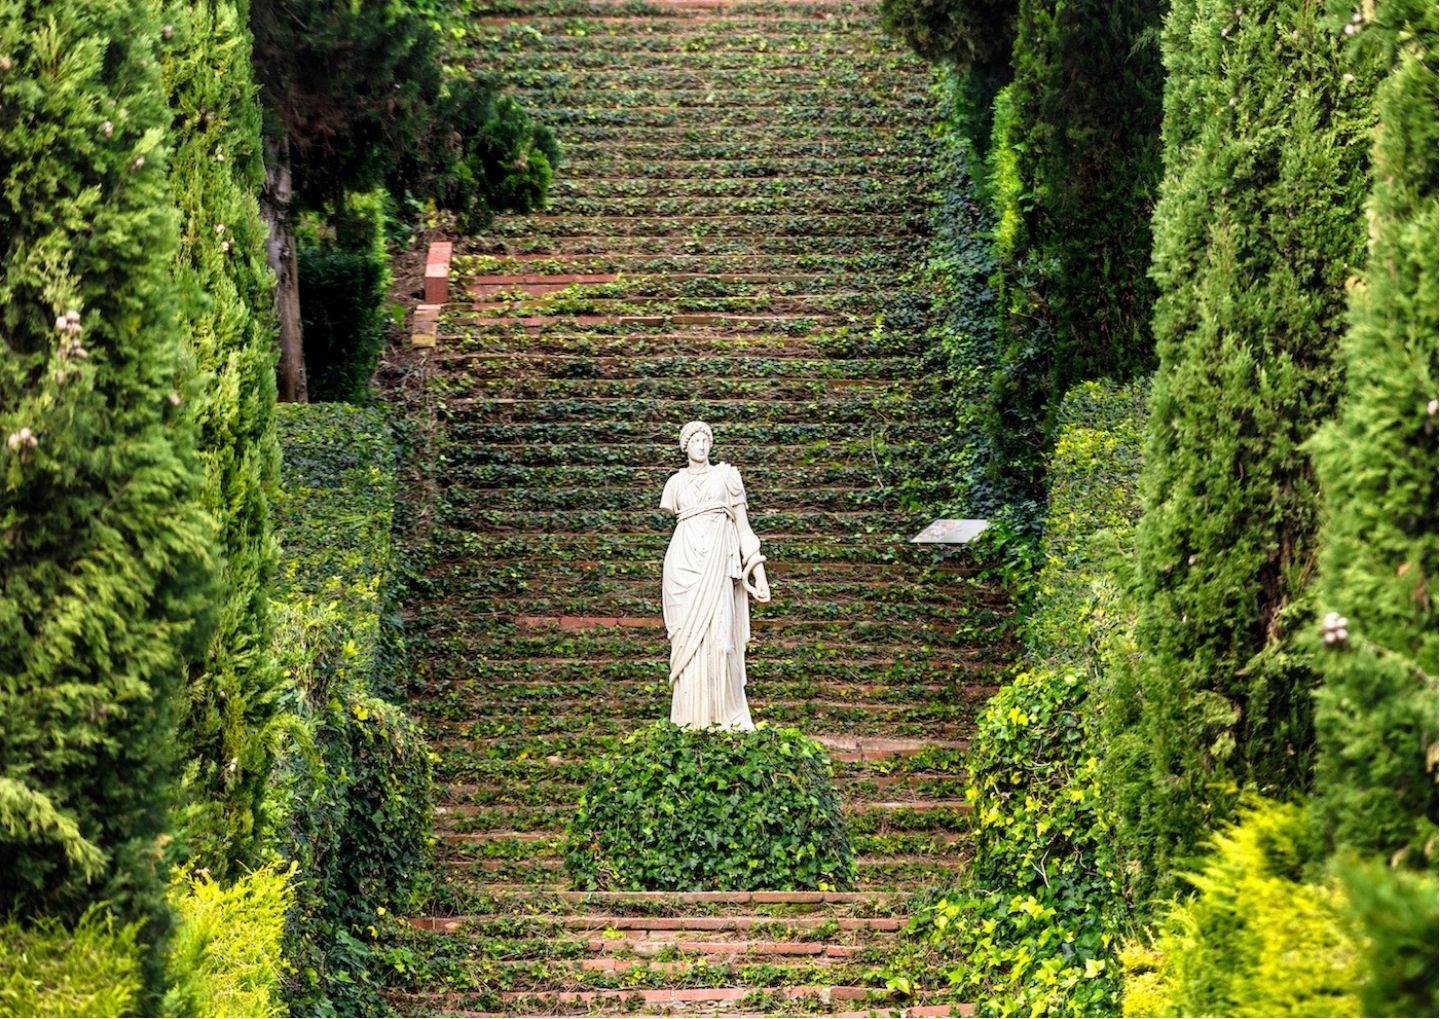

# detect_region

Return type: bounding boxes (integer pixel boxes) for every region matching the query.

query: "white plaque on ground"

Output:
[911,519,989,544]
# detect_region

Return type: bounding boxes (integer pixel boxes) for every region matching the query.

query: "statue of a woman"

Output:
[660,421,771,730]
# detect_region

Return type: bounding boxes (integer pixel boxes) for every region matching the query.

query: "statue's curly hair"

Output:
[679,420,713,453]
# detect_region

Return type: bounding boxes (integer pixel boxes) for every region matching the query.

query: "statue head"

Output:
[679,420,713,456]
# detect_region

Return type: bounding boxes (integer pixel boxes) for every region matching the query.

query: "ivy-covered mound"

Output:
[564,723,855,892]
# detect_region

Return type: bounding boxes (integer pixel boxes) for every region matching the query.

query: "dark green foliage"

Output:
[565,722,854,891]
[1337,860,1439,1017]
[298,198,390,404]
[1113,0,1382,904]
[879,0,1019,78]
[0,0,217,993]
[1308,0,1438,866]
[161,0,285,879]
[269,404,432,1014]
[926,69,1016,522]
[984,0,1164,515]
[250,0,558,231]
[1120,801,1365,1017]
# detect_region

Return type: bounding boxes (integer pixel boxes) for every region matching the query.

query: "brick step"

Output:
[483,212,922,238]
[440,362,910,394]
[414,617,1011,651]
[437,855,961,883]
[414,656,990,687]
[429,733,970,763]
[435,774,969,808]
[426,462,947,492]
[421,608,1004,639]
[421,554,980,584]
[435,802,970,830]
[541,108,924,132]
[466,272,839,291]
[447,312,846,333]
[427,711,977,743]
[476,20,916,44]
[451,252,911,276]
[503,66,922,90]
[552,133,925,157]
[429,598,984,631]
[432,506,933,533]
[475,231,920,255]
[496,50,911,75]
[440,417,939,446]
[549,176,915,198]
[401,985,900,1016]
[432,331,925,358]
[549,124,924,148]
[428,439,937,469]
[427,692,981,730]
[423,566,994,603]
[474,8,902,28]
[464,294,880,316]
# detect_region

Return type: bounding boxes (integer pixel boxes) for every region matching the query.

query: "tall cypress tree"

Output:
[1110,0,1382,904]
[1309,0,1438,863]
[161,0,284,878]
[0,0,217,992]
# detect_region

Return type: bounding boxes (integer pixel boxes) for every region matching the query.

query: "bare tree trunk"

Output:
[260,134,307,403]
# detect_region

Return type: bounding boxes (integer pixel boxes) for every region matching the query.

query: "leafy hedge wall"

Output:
[1113,0,1382,903]
[0,0,217,995]
[882,381,1147,1017]
[161,0,285,880]
[298,193,392,404]
[269,403,433,1014]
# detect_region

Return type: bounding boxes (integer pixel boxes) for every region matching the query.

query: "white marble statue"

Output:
[660,421,771,730]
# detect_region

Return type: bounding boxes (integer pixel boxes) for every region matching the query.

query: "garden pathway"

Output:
[394,0,1014,1013]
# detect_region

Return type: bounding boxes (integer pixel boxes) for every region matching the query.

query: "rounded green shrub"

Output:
[564,723,854,891]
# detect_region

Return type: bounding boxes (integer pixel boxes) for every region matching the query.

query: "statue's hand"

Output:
[744,561,771,603]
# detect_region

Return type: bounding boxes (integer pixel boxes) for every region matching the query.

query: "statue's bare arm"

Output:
[733,502,771,603]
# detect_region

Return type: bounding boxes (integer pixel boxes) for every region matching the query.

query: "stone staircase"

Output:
[391,0,1015,1014]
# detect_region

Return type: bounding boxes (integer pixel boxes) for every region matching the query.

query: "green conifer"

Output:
[161,0,284,878]
[1309,0,1438,863]
[0,0,217,992]
[1112,0,1381,903]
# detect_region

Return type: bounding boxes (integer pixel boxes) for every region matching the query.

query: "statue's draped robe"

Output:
[660,463,755,730]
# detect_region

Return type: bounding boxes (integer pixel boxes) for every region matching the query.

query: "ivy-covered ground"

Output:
[389,1,1015,1013]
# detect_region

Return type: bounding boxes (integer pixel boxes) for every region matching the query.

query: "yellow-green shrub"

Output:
[164,864,295,1018]
[1121,801,1365,1017]
[0,908,142,1017]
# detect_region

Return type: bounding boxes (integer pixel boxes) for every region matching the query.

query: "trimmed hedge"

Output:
[268,403,432,1015]
[298,193,392,404]
[565,722,854,892]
